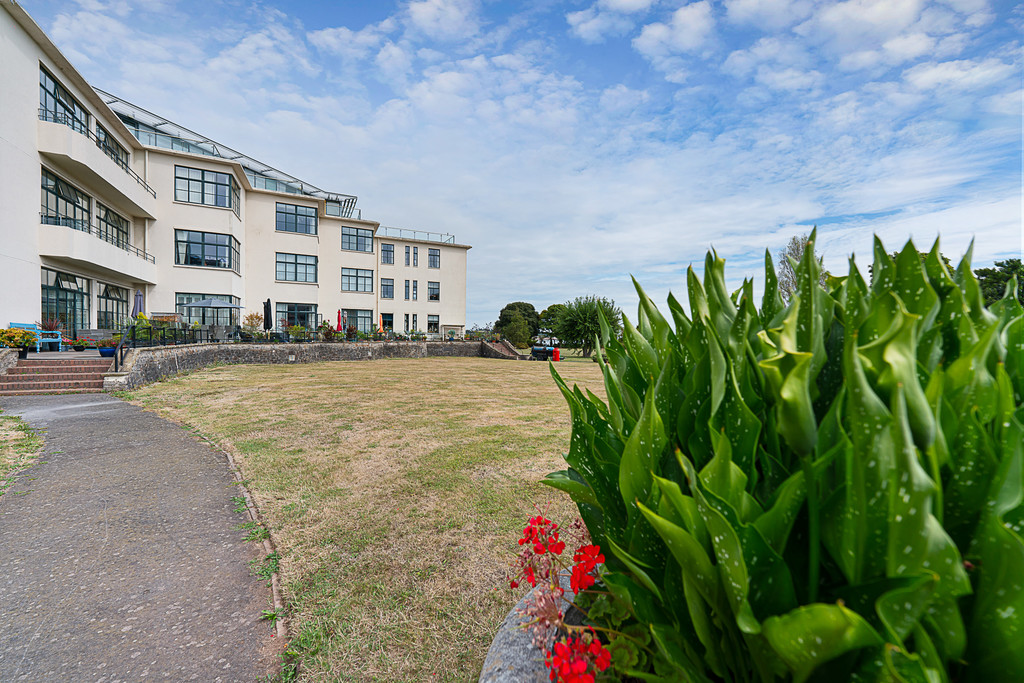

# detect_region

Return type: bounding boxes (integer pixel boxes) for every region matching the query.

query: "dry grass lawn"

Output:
[123,356,604,681]
[0,409,43,496]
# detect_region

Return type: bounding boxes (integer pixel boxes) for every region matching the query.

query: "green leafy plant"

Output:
[543,234,1023,682]
[250,551,281,585]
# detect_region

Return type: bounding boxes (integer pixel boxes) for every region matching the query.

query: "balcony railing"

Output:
[39,109,157,198]
[377,226,456,244]
[41,213,156,263]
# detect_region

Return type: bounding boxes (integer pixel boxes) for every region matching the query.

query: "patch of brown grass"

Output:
[127,357,604,681]
[0,409,43,496]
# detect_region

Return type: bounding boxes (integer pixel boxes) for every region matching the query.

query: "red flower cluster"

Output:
[510,515,565,589]
[545,628,611,683]
[519,515,566,556]
[570,545,605,594]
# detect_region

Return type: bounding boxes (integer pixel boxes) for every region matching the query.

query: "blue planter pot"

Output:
[99,347,116,358]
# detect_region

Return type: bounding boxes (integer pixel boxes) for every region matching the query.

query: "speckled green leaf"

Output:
[762,603,884,683]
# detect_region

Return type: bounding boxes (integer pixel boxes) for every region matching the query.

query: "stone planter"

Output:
[479,573,580,682]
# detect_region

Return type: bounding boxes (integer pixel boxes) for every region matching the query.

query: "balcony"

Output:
[377,227,456,244]
[39,213,158,284]
[37,112,158,219]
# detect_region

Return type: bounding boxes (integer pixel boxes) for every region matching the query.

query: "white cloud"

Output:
[724,0,813,30]
[566,7,633,43]
[599,84,649,112]
[634,2,715,58]
[904,58,1016,91]
[308,19,397,61]
[599,0,657,12]
[406,0,480,42]
[797,0,925,53]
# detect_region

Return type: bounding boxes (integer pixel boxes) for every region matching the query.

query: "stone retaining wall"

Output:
[104,341,487,391]
[0,349,18,376]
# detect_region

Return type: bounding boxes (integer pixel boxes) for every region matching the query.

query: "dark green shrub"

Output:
[546,234,1023,682]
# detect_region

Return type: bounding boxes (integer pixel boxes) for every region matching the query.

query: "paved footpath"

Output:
[0,395,278,681]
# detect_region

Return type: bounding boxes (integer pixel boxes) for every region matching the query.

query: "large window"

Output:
[39,67,88,134]
[276,253,318,282]
[96,203,129,248]
[428,248,440,268]
[342,268,373,292]
[97,283,129,329]
[341,309,373,333]
[41,268,89,332]
[95,123,128,166]
[174,165,240,217]
[381,278,394,299]
[428,281,440,302]
[342,227,373,252]
[381,313,393,331]
[175,230,240,273]
[276,303,317,329]
[428,315,439,333]
[41,169,90,231]
[177,293,240,327]
[381,243,394,264]
[276,203,317,235]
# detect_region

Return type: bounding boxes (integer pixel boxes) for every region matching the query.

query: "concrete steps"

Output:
[0,358,111,395]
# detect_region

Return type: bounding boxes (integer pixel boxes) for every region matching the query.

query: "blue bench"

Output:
[9,322,63,352]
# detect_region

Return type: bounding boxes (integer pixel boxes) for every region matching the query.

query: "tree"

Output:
[552,296,622,357]
[975,258,1023,306]
[495,302,540,339]
[500,310,532,348]
[539,304,567,338]
[777,233,829,303]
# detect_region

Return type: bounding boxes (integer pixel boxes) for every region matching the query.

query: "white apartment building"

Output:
[0,1,470,338]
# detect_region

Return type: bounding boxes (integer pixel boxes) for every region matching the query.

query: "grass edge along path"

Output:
[122,356,605,682]
[0,408,44,497]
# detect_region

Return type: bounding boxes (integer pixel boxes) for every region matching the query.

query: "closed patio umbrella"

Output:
[131,289,144,318]
[337,310,342,330]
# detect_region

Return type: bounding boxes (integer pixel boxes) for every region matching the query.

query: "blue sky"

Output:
[23,0,1022,326]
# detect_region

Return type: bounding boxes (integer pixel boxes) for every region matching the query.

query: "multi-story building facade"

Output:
[0,1,470,338]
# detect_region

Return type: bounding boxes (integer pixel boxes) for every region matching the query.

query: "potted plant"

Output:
[287,324,308,342]
[37,317,63,351]
[0,328,37,359]
[95,338,117,357]
[70,336,96,352]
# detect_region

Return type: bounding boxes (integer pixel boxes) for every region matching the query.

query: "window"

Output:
[96,283,129,329]
[175,230,240,273]
[412,314,418,331]
[428,315,439,333]
[276,203,317,234]
[404,280,410,300]
[276,302,317,329]
[405,246,410,266]
[41,169,90,231]
[342,309,373,333]
[428,281,440,302]
[428,248,440,268]
[412,280,418,301]
[342,227,373,252]
[39,67,88,134]
[41,268,89,332]
[174,165,240,217]
[413,247,418,266]
[325,201,342,216]
[276,253,318,282]
[381,313,393,332]
[176,293,241,327]
[96,203,129,248]
[404,314,409,332]
[381,243,394,264]
[95,123,128,166]
[342,268,373,292]
[381,278,394,299]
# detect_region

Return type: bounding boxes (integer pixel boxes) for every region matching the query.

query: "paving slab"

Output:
[0,394,279,681]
